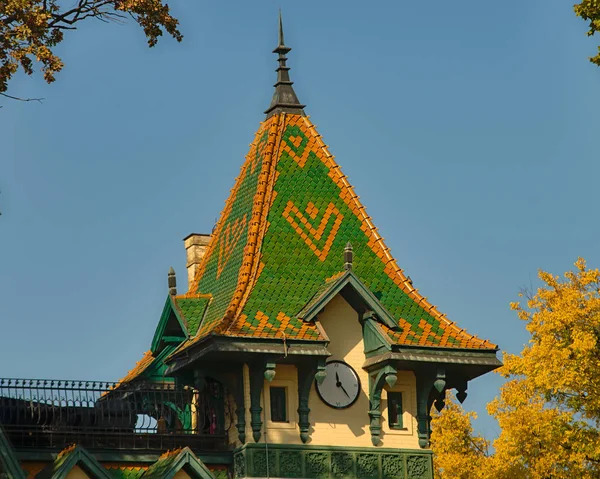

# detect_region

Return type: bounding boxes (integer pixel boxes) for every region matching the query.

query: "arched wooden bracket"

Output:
[416,367,447,448]
[297,358,326,444]
[368,364,398,446]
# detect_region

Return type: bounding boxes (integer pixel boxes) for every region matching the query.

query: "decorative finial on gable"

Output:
[344,242,353,271]
[168,267,177,296]
[264,10,306,118]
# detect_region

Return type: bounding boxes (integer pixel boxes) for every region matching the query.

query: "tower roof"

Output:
[264,12,305,118]
[169,109,496,355]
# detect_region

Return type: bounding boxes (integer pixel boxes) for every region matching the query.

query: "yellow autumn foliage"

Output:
[0,0,182,96]
[432,258,600,478]
[430,393,491,479]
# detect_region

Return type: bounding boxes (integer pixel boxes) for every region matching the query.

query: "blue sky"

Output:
[1,1,599,442]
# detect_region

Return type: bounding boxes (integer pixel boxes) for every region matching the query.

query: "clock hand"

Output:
[336,372,340,384]
[339,383,351,399]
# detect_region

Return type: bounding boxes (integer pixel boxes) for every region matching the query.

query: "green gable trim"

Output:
[140,343,179,382]
[142,447,215,479]
[151,295,188,354]
[363,318,393,356]
[36,446,112,479]
[0,425,26,479]
[298,270,400,332]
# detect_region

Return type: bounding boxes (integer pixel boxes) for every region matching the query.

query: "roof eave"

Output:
[164,335,330,376]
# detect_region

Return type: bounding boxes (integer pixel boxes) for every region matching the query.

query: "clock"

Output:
[315,360,361,409]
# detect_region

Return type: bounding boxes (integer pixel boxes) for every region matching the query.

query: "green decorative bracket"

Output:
[297,358,326,444]
[249,362,267,443]
[415,367,447,448]
[368,364,397,446]
[231,368,247,445]
[315,362,327,385]
[264,362,277,382]
[455,378,468,404]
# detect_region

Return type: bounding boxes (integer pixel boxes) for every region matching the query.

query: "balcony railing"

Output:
[0,378,228,451]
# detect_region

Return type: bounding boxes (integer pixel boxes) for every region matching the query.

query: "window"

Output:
[270,386,287,423]
[388,392,403,429]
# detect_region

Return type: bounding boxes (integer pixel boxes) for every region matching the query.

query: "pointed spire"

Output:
[168,267,177,296]
[264,11,306,118]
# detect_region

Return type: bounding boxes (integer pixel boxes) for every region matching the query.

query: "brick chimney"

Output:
[183,233,211,290]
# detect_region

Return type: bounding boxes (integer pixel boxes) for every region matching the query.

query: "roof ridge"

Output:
[216,113,286,335]
[175,293,212,300]
[185,121,271,295]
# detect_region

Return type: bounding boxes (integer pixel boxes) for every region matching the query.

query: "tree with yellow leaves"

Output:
[432,258,600,479]
[430,394,491,479]
[0,0,182,101]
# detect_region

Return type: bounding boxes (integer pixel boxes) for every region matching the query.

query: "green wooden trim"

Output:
[150,295,188,354]
[363,318,392,356]
[298,270,400,332]
[162,336,185,343]
[0,425,26,479]
[235,443,432,455]
[140,343,179,381]
[142,447,215,479]
[164,337,330,375]
[368,364,398,446]
[35,446,112,479]
[297,359,326,444]
[234,443,434,479]
[415,367,439,449]
[249,362,266,443]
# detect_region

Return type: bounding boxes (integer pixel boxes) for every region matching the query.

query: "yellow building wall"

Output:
[308,294,419,449]
[173,470,192,479]
[240,293,419,449]
[65,465,91,479]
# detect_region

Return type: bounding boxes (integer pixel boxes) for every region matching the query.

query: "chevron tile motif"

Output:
[283,200,344,261]
[217,214,247,279]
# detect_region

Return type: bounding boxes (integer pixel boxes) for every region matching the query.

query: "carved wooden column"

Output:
[297,359,326,443]
[368,364,398,446]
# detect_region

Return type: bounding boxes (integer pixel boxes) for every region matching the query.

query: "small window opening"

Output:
[388,392,404,429]
[270,386,288,423]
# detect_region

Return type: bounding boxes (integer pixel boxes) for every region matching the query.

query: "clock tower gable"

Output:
[308,293,420,449]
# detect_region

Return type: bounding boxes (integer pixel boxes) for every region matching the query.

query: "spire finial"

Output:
[264,11,306,118]
[278,9,285,47]
[168,267,177,296]
[344,242,353,271]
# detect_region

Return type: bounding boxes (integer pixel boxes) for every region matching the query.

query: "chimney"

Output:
[183,233,211,290]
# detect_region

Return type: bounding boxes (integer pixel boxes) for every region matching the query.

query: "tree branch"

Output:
[0,92,44,103]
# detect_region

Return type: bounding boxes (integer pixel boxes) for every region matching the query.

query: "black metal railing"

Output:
[0,378,227,451]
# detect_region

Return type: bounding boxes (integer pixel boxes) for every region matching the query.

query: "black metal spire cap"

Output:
[264,11,306,118]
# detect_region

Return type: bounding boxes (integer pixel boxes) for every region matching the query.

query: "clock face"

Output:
[315,360,361,409]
